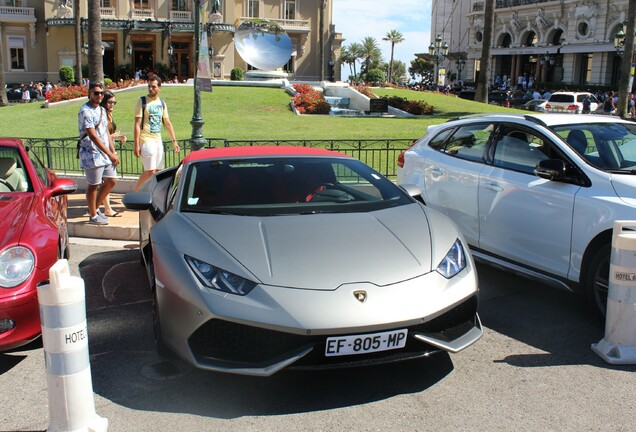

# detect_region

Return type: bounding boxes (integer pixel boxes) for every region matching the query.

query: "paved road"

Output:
[1,239,635,431]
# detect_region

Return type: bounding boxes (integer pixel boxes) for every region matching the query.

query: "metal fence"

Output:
[21,137,417,180]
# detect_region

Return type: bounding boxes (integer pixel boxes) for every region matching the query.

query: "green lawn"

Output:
[0,85,523,141]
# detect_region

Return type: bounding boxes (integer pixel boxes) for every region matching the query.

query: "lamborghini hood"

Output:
[184,204,435,290]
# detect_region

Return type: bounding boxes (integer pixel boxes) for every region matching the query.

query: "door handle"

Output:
[481,181,503,192]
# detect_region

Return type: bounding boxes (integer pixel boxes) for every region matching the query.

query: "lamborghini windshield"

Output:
[180,156,412,215]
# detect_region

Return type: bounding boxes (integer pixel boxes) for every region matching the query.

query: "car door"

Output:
[477,126,580,278]
[421,122,495,246]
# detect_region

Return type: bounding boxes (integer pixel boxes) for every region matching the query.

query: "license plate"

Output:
[325,329,408,357]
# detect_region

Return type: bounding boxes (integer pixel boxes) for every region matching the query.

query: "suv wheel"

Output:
[585,244,610,319]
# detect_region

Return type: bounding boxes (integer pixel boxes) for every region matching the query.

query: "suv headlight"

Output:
[0,246,35,288]
[436,239,467,279]
[185,255,256,296]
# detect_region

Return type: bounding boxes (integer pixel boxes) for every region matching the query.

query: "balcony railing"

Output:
[495,0,555,7]
[0,6,35,21]
[239,17,310,32]
[100,7,116,17]
[170,10,192,22]
[132,8,154,19]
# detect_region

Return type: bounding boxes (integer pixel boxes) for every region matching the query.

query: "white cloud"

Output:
[332,0,432,78]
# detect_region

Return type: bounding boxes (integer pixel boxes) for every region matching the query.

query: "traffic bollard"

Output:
[591,220,636,364]
[37,259,108,432]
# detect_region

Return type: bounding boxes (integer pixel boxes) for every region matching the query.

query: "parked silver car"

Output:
[398,113,636,317]
[124,146,482,376]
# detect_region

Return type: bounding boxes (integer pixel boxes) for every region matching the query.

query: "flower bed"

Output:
[44,79,146,103]
[292,83,331,114]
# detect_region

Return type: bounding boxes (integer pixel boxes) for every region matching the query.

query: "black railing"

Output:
[21,137,416,180]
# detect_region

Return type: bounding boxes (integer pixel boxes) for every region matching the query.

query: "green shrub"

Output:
[366,69,386,84]
[230,67,244,81]
[154,62,171,81]
[116,63,133,80]
[104,77,112,86]
[59,65,75,84]
[381,95,434,115]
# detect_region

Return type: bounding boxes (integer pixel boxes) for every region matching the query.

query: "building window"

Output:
[100,0,113,7]
[284,0,295,20]
[172,0,187,11]
[247,0,259,17]
[134,0,151,9]
[8,36,25,71]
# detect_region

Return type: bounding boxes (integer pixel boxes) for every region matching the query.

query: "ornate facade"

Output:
[1,0,343,84]
[431,0,634,89]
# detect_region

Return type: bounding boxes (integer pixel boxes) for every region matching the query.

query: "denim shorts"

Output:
[85,164,117,186]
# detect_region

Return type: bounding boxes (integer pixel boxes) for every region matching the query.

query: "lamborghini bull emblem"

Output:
[353,290,367,303]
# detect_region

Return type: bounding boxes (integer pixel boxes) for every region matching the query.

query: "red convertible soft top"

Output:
[182,145,350,164]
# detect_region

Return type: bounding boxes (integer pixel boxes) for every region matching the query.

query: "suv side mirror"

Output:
[535,159,567,181]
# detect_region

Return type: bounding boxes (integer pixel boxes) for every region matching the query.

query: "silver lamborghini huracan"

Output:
[124,146,482,376]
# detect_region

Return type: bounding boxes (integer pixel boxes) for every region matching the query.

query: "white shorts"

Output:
[140,138,165,171]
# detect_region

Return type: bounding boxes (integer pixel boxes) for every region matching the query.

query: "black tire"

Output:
[152,287,169,356]
[585,244,610,319]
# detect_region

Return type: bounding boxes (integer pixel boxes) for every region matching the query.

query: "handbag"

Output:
[77,107,104,158]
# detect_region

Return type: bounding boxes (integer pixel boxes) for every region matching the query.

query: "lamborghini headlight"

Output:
[0,246,35,288]
[436,239,466,279]
[185,255,257,296]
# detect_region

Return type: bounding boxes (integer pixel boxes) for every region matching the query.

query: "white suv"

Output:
[544,91,599,114]
[398,113,636,317]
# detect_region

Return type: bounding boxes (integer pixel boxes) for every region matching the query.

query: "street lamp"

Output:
[455,58,466,83]
[189,0,207,151]
[428,34,449,89]
[126,42,132,57]
[615,26,626,56]
[168,44,174,56]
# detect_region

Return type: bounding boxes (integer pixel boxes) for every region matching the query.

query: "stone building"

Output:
[430,0,634,90]
[1,0,343,84]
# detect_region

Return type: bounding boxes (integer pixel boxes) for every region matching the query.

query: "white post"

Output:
[37,259,108,432]
[591,220,636,364]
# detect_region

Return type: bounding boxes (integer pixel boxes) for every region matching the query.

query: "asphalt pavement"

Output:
[1,238,635,431]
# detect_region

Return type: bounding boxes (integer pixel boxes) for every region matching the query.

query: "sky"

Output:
[331,0,432,80]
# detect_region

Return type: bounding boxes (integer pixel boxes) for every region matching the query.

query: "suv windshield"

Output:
[180,156,412,215]
[551,122,636,171]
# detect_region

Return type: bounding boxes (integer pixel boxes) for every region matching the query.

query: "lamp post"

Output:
[189,0,206,151]
[615,26,626,56]
[428,34,449,90]
[455,57,466,84]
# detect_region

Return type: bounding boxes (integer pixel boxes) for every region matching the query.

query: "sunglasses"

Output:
[107,100,117,105]
[92,91,104,96]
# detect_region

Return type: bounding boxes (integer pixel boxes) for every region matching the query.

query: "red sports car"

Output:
[0,138,77,351]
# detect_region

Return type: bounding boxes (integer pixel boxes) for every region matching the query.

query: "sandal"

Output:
[105,211,122,217]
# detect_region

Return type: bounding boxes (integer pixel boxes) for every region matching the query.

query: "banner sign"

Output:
[196,30,212,92]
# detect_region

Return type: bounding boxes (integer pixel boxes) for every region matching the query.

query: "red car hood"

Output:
[0,195,33,246]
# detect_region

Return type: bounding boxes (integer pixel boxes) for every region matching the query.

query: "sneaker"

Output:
[96,209,109,221]
[88,214,109,225]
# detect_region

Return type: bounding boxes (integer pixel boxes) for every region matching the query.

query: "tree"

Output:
[74,0,82,85]
[409,57,433,84]
[349,42,363,79]
[617,2,636,119]
[390,60,407,84]
[475,0,494,103]
[0,36,8,106]
[359,37,382,78]
[87,0,103,84]
[383,30,404,84]
[339,45,356,80]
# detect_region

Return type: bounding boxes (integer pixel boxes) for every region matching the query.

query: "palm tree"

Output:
[0,37,8,106]
[339,45,355,79]
[349,42,363,79]
[87,0,103,84]
[74,0,83,85]
[359,37,382,78]
[475,0,494,103]
[617,2,636,118]
[383,30,404,83]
